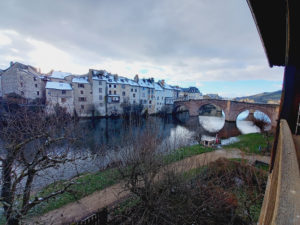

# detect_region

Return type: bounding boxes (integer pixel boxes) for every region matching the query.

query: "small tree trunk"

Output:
[21,169,35,215]
[1,157,15,223]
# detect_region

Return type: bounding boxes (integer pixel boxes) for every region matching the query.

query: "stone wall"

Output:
[46,89,74,115]
[1,65,45,101]
[73,82,93,117]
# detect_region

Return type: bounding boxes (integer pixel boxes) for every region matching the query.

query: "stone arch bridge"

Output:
[174,99,280,127]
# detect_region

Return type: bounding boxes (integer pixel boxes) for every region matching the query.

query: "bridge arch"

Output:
[230,105,276,127]
[173,104,189,114]
[198,103,225,117]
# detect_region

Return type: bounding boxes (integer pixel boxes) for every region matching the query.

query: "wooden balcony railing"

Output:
[258,120,300,225]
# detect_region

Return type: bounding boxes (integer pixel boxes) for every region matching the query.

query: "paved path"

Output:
[29,149,270,225]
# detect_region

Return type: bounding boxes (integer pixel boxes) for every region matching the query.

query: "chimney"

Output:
[113,74,118,81]
[161,79,165,86]
[134,74,139,82]
[10,61,14,67]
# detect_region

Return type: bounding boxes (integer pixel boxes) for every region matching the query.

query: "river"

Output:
[30,110,269,189]
[0,110,269,191]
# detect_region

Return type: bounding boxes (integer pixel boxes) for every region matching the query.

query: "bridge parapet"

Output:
[259,120,300,225]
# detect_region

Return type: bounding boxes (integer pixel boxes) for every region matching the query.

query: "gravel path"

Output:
[29,148,270,225]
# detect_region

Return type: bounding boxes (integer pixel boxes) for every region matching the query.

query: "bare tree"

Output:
[250,112,273,154]
[114,127,247,225]
[0,105,80,224]
[251,113,270,132]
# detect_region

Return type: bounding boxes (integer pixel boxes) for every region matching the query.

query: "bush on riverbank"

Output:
[108,158,268,225]
[224,133,273,155]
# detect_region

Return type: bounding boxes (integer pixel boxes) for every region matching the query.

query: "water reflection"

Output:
[6,113,269,191]
[198,116,225,132]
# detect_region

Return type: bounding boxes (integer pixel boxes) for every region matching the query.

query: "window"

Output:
[35,84,38,88]
[133,93,135,98]
[108,96,120,103]
[149,100,152,104]
[20,82,23,87]
[99,88,102,93]
[140,100,143,104]
[122,84,125,89]
[144,100,147,104]
[131,88,133,92]
[135,89,137,92]
[62,90,66,95]
[114,84,116,88]
[112,96,119,101]
[61,98,66,103]
[21,91,24,95]
[99,81,102,85]
[109,90,112,94]
[157,96,159,100]
[48,91,51,95]
[114,90,116,94]
[78,84,84,88]
[99,95,103,100]
[133,100,136,104]
[79,97,86,102]
[122,91,125,96]
[37,91,39,96]
[109,84,112,88]
[80,90,84,94]
[81,105,84,109]
[99,103,103,107]
[33,77,37,81]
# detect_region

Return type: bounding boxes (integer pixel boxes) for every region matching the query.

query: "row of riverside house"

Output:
[0,62,203,117]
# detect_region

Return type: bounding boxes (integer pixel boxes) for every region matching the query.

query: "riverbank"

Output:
[224,132,274,155]
[0,133,271,224]
[22,144,213,220]
[30,148,270,225]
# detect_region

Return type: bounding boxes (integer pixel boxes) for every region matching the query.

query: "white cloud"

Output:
[0,33,12,46]
[26,38,88,73]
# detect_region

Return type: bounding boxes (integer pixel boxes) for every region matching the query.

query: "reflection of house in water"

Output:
[78,117,175,151]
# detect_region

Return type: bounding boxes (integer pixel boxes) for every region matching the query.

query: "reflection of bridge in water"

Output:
[174,99,279,127]
[174,114,242,139]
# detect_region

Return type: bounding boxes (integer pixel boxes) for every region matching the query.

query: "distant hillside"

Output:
[235,90,281,104]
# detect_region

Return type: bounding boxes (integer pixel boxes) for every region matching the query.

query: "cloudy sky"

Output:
[0,0,284,98]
